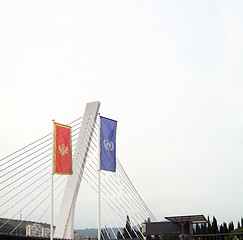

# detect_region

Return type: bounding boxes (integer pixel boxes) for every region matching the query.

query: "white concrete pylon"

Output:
[54,101,100,240]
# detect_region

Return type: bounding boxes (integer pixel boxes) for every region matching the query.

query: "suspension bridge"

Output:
[0,102,156,240]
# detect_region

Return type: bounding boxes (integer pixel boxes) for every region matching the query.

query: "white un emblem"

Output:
[104,139,114,151]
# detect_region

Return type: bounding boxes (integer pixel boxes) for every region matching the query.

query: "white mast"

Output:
[98,113,101,240]
[54,101,100,239]
[51,119,55,240]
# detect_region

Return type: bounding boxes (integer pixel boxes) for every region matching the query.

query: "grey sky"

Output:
[0,0,243,228]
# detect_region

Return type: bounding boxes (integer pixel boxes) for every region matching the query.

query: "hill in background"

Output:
[0,218,120,238]
[0,218,50,235]
[75,228,120,238]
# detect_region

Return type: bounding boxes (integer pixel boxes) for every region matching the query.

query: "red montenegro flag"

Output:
[54,123,72,174]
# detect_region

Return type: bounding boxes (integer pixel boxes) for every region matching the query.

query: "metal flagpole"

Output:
[51,120,55,240]
[98,114,101,240]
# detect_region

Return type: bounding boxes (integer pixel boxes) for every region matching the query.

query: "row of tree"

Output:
[100,215,142,240]
[195,216,243,235]
[101,215,243,240]
[116,215,143,239]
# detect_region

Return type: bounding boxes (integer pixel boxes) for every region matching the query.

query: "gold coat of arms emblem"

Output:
[58,144,69,156]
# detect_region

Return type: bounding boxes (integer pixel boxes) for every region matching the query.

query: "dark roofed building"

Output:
[142,215,207,240]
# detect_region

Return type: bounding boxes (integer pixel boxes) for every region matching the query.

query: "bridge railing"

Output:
[190,233,243,240]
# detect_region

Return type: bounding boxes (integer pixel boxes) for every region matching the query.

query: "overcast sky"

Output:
[1,0,243,229]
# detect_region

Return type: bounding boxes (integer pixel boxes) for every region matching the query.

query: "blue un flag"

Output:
[100,116,117,172]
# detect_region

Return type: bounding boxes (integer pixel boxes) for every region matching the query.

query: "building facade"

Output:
[26,223,51,238]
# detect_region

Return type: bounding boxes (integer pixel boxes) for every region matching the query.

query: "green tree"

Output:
[231,228,243,233]
[219,222,228,234]
[211,217,218,240]
[117,215,139,239]
[196,223,201,234]
[207,216,212,234]
[228,221,234,232]
[219,223,226,240]
[117,229,123,239]
[101,227,110,240]
[125,215,132,237]
[212,216,219,234]
[237,222,241,229]
[201,223,207,234]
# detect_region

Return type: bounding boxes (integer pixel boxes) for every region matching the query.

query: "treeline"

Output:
[195,216,243,235]
[116,216,143,239]
[99,215,142,239]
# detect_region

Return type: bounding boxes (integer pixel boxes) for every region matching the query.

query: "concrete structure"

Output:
[54,102,100,240]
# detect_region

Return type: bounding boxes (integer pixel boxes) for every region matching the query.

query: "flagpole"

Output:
[51,120,55,240]
[98,113,101,240]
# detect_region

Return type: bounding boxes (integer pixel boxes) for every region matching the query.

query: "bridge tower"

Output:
[54,101,100,239]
